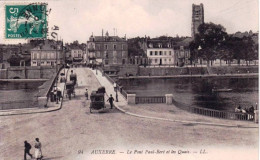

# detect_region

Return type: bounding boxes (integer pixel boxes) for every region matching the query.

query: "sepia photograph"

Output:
[0,0,258,159]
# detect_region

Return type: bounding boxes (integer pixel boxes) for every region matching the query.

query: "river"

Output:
[119,77,258,112]
[0,81,45,109]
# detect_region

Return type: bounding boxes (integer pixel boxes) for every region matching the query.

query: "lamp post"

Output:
[114,82,118,102]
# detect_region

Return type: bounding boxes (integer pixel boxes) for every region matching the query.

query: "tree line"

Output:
[189,22,258,66]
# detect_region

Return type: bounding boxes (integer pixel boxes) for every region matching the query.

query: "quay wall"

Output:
[0,66,56,79]
[138,66,258,76]
[118,65,139,76]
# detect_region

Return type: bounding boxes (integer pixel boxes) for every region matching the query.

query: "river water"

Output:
[119,77,258,112]
[0,81,45,108]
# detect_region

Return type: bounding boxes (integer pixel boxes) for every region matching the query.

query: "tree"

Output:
[191,22,228,66]
[7,53,23,66]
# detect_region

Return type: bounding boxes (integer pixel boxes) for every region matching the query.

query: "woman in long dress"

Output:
[34,138,42,160]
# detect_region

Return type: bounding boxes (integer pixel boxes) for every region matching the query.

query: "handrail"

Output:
[136,96,166,104]
[188,104,254,121]
[103,72,128,99]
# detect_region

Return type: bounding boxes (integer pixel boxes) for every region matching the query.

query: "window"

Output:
[169,59,171,61]
[33,62,36,64]
[113,51,117,57]
[113,44,116,50]
[122,44,125,50]
[78,54,81,57]
[164,51,166,55]
[37,53,40,59]
[47,53,51,59]
[105,44,108,50]
[41,62,44,64]
[155,59,158,63]
[169,51,171,55]
[122,51,127,58]
[96,52,101,57]
[34,53,37,59]
[47,61,50,64]
[150,51,153,56]
[113,57,117,64]
[159,51,162,55]
[155,51,158,55]
[164,59,167,61]
[96,44,100,50]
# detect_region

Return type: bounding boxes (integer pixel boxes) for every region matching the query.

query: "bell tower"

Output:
[191,3,204,39]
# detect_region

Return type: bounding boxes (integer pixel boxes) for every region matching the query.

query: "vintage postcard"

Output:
[0,0,258,160]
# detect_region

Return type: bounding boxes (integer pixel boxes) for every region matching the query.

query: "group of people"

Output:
[50,86,62,103]
[235,105,255,114]
[24,138,42,160]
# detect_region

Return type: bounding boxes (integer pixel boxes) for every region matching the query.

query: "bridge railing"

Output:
[136,96,166,104]
[103,72,128,99]
[189,105,254,121]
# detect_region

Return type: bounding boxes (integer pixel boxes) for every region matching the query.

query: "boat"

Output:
[212,88,232,92]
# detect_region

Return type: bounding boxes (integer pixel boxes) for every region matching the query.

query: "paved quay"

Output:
[0,67,258,160]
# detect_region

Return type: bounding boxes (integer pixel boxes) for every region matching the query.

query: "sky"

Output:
[0,0,258,44]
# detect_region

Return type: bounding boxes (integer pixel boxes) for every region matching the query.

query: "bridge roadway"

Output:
[0,67,258,160]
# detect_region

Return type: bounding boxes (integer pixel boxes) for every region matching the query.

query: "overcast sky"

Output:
[0,0,258,44]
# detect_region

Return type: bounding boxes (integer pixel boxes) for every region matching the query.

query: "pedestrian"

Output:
[34,138,42,160]
[53,88,57,103]
[107,94,114,109]
[57,87,62,101]
[85,89,88,100]
[24,141,33,160]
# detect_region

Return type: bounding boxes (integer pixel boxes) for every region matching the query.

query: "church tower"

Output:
[191,3,204,38]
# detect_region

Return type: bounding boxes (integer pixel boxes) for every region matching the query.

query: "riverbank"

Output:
[119,73,258,79]
[0,79,48,82]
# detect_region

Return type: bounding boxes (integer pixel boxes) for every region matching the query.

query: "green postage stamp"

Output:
[5,3,47,39]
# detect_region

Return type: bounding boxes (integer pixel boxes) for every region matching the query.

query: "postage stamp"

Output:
[5,3,48,39]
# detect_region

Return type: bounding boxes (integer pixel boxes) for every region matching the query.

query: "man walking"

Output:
[107,94,114,109]
[57,87,62,101]
[85,89,89,100]
[24,141,33,160]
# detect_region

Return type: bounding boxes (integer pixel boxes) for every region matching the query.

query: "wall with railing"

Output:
[172,99,255,121]
[103,72,128,99]
[136,96,166,104]
[189,106,254,121]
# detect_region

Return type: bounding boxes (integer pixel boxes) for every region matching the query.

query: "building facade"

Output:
[191,3,204,38]
[87,32,128,66]
[31,41,64,67]
[173,46,190,66]
[147,48,174,65]
[142,38,191,66]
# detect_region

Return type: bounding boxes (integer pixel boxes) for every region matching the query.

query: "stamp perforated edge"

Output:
[1,1,49,43]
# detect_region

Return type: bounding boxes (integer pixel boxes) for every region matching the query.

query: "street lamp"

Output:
[114,82,118,102]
